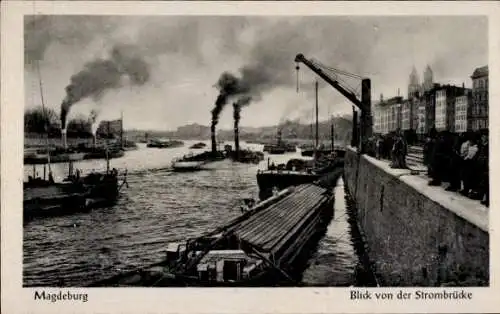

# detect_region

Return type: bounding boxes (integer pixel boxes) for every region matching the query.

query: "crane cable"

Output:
[309,59,362,98]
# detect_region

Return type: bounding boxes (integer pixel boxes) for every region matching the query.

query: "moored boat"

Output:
[24,168,125,222]
[147,139,184,148]
[189,142,207,149]
[171,160,205,172]
[89,183,334,287]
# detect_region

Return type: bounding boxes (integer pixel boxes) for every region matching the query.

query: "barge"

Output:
[89,183,334,287]
[147,139,184,148]
[24,170,121,221]
[257,149,345,200]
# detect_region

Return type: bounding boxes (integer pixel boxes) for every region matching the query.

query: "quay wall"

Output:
[343,147,489,286]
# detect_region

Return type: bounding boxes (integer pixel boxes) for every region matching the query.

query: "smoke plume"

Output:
[211,62,281,132]
[60,44,150,129]
[232,95,252,128]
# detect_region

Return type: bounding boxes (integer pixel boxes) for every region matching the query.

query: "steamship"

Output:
[262,130,296,155]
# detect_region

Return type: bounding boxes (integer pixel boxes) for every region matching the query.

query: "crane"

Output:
[294,53,372,152]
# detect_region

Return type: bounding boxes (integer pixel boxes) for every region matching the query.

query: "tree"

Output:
[24,106,58,133]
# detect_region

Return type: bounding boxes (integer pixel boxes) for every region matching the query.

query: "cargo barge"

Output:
[256,150,345,200]
[89,183,335,287]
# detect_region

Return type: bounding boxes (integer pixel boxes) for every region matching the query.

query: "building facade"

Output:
[401,99,412,130]
[373,96,403,135]
[374,65,488,136]
[435,85,467,133]
[470,66,489,130]
[455,91,472,133]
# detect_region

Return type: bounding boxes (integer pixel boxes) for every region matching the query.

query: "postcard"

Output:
[1,1,499,313]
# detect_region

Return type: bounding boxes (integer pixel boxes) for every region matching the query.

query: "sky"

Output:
[24,15,488,131]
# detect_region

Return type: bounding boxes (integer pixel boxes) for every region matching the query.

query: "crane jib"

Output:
[294,54,367,112]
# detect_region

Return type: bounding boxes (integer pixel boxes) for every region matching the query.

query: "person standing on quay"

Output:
[445,133,463,192]
[428,128,445,186]
[390,129,407,169]
[460,134,479,197]
[475,131,489,206]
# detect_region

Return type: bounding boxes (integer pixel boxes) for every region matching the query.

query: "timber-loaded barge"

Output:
[90,183,335,287]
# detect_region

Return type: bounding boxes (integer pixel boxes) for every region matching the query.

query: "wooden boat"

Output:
[89,183,334,287]
[268,146,286,155]
[171,160,204,172]
[147,139,184,148]
[189,142,207,149]
[230,150,265,164]
[301,149,315,157]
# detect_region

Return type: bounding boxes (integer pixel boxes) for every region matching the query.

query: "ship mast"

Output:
[315,80,319,150]
[120,110,124,149]
[35,59,52,179]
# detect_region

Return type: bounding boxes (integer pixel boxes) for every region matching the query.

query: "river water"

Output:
[23,140,370,287]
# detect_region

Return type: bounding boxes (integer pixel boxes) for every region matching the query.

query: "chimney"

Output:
[92,134,97,147]
[211,125,217,153]
[61,128,67,149]
[234,122,239,160]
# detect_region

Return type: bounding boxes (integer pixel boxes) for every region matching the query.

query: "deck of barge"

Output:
[234,184,331,252]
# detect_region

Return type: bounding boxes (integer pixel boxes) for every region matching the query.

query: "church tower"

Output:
[408,66,420,100]
[423,65,433,92]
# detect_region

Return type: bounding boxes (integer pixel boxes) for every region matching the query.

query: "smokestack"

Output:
[61,128,67,150]
[234,120,239,160]
[92,134,97,148]
[211,125,217,154]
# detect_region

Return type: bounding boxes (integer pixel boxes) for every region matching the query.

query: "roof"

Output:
[471,66,488,79]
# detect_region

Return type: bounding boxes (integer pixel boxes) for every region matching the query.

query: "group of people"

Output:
[365,130,408,169]
[424,128,489,207]
[364,128,489,207]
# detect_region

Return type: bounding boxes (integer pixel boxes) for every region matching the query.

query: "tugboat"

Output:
[264,130,296,155]
[171,150,226,172]
[89,183,336,287]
